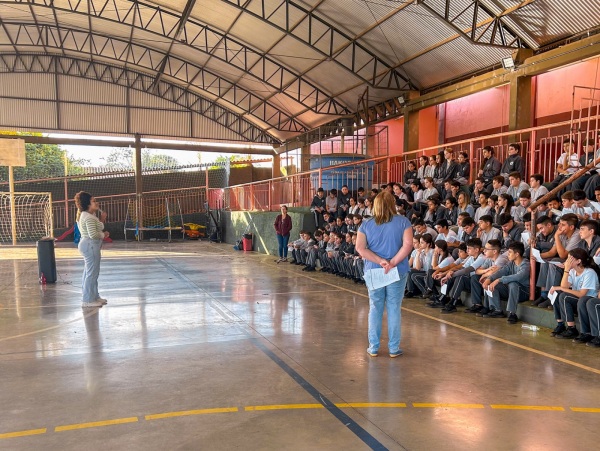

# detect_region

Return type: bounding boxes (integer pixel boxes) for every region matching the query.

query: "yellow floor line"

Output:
[337,403,407,408]
[55,417,138,432]
[0,428,46,439]
[570,407,600,413]
[413,403,485,409]
[490,405,564,411]
[245,404,324,411]
[270,263,600,377]
[145,407,238,420]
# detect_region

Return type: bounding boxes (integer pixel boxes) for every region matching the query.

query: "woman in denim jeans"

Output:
[274,205,292,263]
[356,191,413,358]
[75,191,109,308]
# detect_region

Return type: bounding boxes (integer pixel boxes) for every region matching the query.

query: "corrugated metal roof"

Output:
[0,0,598,143]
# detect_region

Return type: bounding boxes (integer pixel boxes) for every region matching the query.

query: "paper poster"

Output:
[440,284,448,295]
[531,248,545,263]
[364,268,400,291]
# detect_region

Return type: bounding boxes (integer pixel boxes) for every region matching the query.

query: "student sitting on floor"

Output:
[474,192,491,222]
[436,238,486,313]
[511,190,531,223]
[304,230,324,272]
[288,231,307,264]
[414,219,438,240]
[498,213,525,249]
[575,296,600,347]
[434,219,458,243]
[412,239,455,299]
[297,231,316,266]
[319,231,339,273]
[350,233,365,284]
[477,215,501,246]
[335,232,355,278]
[481,242,530,323]
[549,248,600,339]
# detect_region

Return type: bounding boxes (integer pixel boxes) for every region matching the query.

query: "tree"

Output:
[0,131,89,181]
[101,148,179,169]
[212,154,251,169]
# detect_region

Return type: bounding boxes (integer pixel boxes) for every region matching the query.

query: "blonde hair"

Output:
[372,191,396,225]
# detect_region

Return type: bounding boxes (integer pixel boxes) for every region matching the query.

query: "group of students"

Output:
[277,138,600,347]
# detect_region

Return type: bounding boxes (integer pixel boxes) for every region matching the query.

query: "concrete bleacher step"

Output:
[461,293,580,330]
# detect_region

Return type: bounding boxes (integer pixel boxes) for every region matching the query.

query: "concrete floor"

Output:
[1,241,599,450]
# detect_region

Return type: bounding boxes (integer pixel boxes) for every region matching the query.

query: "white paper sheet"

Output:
[521,231,530,243]
[548,290,558,305]
[584,207,595,215]
[549,261,564,267]
[531,248,545,263]
[551,208,564,217]
[364,268,400,291]
[485,289,493,298]
[590,201,600,212]
[440,284,448,295]
[594,256,600,266]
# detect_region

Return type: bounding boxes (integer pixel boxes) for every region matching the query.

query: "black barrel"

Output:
[37,238,57,283]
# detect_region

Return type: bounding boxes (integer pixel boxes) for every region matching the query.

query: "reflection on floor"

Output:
[1,241,599,450]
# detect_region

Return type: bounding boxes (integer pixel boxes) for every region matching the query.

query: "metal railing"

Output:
[219,115,600,211]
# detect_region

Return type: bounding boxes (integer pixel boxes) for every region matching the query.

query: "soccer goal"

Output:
[124,197,184,242]
[0,192,54,243]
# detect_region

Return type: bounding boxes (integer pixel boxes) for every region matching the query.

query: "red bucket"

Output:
[242,234,253,251]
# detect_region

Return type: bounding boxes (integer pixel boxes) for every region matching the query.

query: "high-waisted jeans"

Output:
[78,238,102,302]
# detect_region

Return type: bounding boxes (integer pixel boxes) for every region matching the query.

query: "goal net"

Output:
[0,192,53,243]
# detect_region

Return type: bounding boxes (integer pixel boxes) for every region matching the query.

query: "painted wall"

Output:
[384,117,404,155]
[418,106,439,149]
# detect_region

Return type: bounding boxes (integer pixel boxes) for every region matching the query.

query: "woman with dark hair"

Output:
[549,248,599,339]
[75,191,109,308]
[494,193,514,225]
[274,205,293,263]
[455,151,470,185]
[356,191,413,358]
[412,239,454,298]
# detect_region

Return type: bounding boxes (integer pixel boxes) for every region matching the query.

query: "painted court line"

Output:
[491,405,564,411]
[270,262,600,377]
[413,403,484,409]
[246,404,324,411]
[146,407,238,420]
[0,428,46,439]
[55,417,138,432]
[571,407,600,412]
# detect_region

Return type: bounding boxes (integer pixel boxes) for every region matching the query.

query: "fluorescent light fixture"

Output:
[501,56,515,70]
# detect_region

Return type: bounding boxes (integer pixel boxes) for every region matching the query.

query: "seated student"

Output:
[454,152,470,186]
[442,180,454,200]
[506,171,530,202]
[474,192,491,222]
[331,216,347,235]
[304,230,325,272]
[434,219,459,243]
[326,189,338,218]
[572,189,593,221]
[409,181,424,206]
[477,215,501,246]
[289,231,314,265]
[412,239,455,298]
[570,139,598,192]
[550,138,579,189]
[457,191,475,217]
[500,143,525,182]
[406,235,423,290]
[403,161,419,190]
[479,146,502,186]
[545,197,562,224]
[493,193,514,225]
[422,177,440,202]
[491,176,508,196]
[498,213,525,249]
[520,212,533,256]
[310,187,327,227]
[348,197,360,215]
[471,177,490,209]
[434,238,486,312]
[335,232,355,278]
[322,211,335,231]
[454,215,478,257]
[357,187,366,199]
[429,242,468,299]
[465,239,508,314]
[511,190,531,223]
[319,231,340,273]
[444,196,459,225]
[424,197,445,226]
[355,197,366,216]
[351,214,363,233]
[363,197,373,218]
[337,185,352,219]
[488,195,498,216]
[345,214,355,232]
[349,233,365,284]
[534,213,582,307]
[406,233,435,297]
[481,242,530,323]
[549,248,599,339]
[370,188,379,197]
[449,181,462,199]
[414,218,439,241]
[529,173,549,202]
[417,155,429,185]
[393,183,409,202]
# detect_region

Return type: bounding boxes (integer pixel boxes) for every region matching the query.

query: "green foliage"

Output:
[101,148,179,169]
[211,154,250,169]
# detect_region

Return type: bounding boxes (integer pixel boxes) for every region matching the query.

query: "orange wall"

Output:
[444,85,510,140]
[535,57,600,120]
[419,106,438,149]
[384,117,404,155]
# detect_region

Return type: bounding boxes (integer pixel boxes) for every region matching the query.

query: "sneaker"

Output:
[274,257,282,263]
[465,304,483,314]
[531,296,546,306]
[389,349,403,358]
[557,326,579,339]
[483,309,506,318]
[82,300,103,308]
[427,300,444,308]
[304,266,316,272]
[550,323,566,337]
[419,290,433,299]
[289,259,296,264]
[441,305,457,314]
[405,291,416,298]
[475,307,490,317]
[367,349,378,357]
[586,337,600,348]
[538,299,552,309]
[280,257,288,262]
[573,333,594,344]
[96,297,108,305]
[506,312,519,324]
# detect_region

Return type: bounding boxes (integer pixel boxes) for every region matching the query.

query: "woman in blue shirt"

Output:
[356,191,413,358]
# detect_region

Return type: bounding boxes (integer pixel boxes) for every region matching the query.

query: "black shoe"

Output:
[483,309,506,318]
[507,313,519,324]
[305,266,316,272]
[454,299,464,307]
[573,333,594,344]
[295,261,303,265]
[538,299,552,309]
[586,337,600,347]
[405,291,416,298]
[550,323,566,337]
[427,300,443,308]
[465,304,483,314]
[531,296,546,306]
[420,290,433,299]
[557,326,579,339]
[289,260,297,264]
[475,307,490,317]
[441,305,457,314]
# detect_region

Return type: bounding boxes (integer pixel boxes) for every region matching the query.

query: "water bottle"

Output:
[521,324,539,331]
[40,272,47,285]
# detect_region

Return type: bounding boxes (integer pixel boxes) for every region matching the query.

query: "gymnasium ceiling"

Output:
[0,0,599,145]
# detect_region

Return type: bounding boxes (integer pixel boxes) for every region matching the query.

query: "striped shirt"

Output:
[78,211,105,240]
